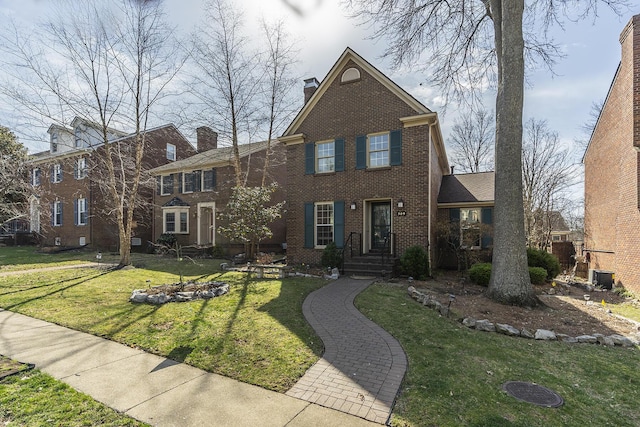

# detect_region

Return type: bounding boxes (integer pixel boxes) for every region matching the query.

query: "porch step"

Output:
[343,254,398,277]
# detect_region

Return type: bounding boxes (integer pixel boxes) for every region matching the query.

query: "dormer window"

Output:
[51,133,58,153]
[341,67,361,83]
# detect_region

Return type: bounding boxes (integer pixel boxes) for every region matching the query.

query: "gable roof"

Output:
[283,47,432,137]
[150,140,271,175]
[437,172,495,205]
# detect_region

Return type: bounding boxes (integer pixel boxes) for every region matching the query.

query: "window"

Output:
[368,133,389,168]
[75,129,86,148]
[75,158,87,179]
[315,202,334,247]
[51,133,58,153]
[32,168,41,186]
[552,235,561,242]
[166,143,176,161]
[460,208,481,249]
[161,174,173,195]
[316,141,335,173]
[183,172,194,193]
[202,169,216,191]
[163,208,189,234]
[52,201,63,227]
[52,164,62,183]
[75,198,88,226]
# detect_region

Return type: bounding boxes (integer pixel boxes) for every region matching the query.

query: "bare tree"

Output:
[1,0,184,266]
[522,118,577,250]
[347,0,629,306]
[0,126,29,225]
[449,108,494,173]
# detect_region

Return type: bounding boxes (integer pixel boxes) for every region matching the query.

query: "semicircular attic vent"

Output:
[341,67,361,83]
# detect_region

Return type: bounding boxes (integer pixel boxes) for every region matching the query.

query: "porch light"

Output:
[397,199,404,209]
[350,201,357,210]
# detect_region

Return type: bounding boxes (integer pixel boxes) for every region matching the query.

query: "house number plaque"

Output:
[397,210,407,216]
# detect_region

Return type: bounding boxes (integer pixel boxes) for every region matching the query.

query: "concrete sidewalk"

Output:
[0,309,378,427]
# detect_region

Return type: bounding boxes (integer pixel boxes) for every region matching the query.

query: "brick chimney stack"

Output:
[196,126,218,152]
[304,77,320,104]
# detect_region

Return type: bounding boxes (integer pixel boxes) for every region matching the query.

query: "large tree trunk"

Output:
[487,0,538,306]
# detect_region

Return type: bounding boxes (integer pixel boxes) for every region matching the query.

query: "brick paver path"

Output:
[286,277,407,424]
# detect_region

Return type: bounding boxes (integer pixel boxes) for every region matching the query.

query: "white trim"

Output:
[196,202,216,245]
[162,206,189,234]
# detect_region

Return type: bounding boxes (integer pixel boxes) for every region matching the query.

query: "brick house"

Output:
[149,130,286,255]
[583,14,640,293]
[279,48,449,271]
[436,172,494,270]
[29,118,196,250]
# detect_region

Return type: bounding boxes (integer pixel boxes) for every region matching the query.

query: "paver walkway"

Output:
[286,277,407,424]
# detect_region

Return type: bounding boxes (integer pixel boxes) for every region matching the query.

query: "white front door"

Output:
[197,202,216,245]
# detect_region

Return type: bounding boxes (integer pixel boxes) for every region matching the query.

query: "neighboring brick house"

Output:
[584,14,640,293]
[279,48,449,268]
[29,118,196,250]
[149,134,286,255]
[436,172,494,270]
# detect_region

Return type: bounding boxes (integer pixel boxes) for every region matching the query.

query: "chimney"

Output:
[196,126,218,152]
[304,77,319,104]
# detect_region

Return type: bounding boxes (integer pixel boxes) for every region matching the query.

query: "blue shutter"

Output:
[50,167,54,183]
[178,173,183,193]
[334,201,345,248]
[156,176,161,195]
[305,143,315,175]
[194,170,202,192]
[59,202,63,226]
[481,207,493,248]
[304,203,314,248]
[211,169,217,188]
[168,174,174,194]
[50,202,54,226]
[74,199,78,226]
[355,135,366,169]
[335,138,345,172]
[390,129,402,166]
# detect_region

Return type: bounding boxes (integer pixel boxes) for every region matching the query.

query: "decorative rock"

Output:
[534,329,557,340]
[496,323,520,336]
[130,292,148,303]
[475,320,496,333]
[520,328,535,339]
[407,286,416,296]
[220,262,229,271]
[175,292,195,302]
[610,334,635,347]
[438,304,449,316]
[462,317,477,328]
[215,284,230,296]
[593,334,606,345]
[576,335,598,344]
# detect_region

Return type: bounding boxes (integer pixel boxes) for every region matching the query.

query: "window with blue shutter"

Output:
[355,135,366,169]
[390,129,402,166]
[335,139,345,172]
[304,203,314,248]
[305,143,315,175]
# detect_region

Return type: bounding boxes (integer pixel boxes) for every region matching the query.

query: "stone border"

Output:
[407,286,639,348]
[130,282,229,304]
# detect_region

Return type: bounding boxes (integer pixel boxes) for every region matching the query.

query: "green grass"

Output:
[0,250,324,392]
[0,368,147,426]
[355,283,640,427]
[611,302,640,323]
[0,246,118,272]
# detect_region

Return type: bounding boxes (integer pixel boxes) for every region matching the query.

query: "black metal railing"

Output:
[340,232,362,274]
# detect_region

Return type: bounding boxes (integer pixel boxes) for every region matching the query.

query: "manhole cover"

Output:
[502,381,564,407]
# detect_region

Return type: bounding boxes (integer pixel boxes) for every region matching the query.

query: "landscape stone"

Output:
[462,317,477,328]
[610,334,635,347]
[475,320,496,332]
[534,329,557,340]
[520,328,535,339]
[576,335,598,344]
[496,323,520,336]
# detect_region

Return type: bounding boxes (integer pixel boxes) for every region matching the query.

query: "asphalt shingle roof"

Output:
[437,171,495,204]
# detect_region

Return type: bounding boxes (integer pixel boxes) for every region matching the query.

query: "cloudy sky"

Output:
[0,0,635,162]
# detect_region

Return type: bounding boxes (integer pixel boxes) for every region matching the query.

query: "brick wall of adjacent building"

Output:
[285,58,443,265]
[584,15,640,293]
[152,144,287,256]
[32,125,196,251]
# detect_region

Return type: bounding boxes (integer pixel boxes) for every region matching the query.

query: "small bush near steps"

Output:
[401,245,430,280]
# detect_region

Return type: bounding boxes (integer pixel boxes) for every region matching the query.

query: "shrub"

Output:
[157,233,177,248]
[469,263,492,286]
[527,248,560,279]
[528,267,547,285]
[211,245,226,259]
[401,245,430,280]
[321,242,342,269]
